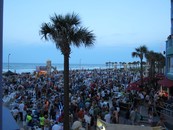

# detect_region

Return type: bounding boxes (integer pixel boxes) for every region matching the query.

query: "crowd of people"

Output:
[2,68,172,130]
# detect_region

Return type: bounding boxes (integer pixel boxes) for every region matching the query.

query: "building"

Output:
[160,0,173,97]
[166,0,173,80]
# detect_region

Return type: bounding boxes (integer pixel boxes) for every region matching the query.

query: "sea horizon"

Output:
[3,62,110,74]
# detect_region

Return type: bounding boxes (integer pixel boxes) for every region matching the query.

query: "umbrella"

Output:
[126,85,141,91]
[158,77,173,88]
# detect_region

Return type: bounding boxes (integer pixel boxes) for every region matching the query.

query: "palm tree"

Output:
[132,61,137,69]
[132,45,148,87]
[122,62,126,69]
[128,62,132,69]
[146,51,165,77]
[146,50,157,78]
[114,62,117,69]
[40,13,95,130]
[119,62,122,69]
[136,61,140,69]
[156,53,165,73]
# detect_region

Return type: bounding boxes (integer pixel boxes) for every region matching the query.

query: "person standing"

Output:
[18,101,25,121]
[104,111,111,123]
[44,115,51,130]
[11,106,19,122]
[124,109,130,124]
[148,111,153,126]
[26,111,33,130]
[39,113,45,130]
[130,108,137,125]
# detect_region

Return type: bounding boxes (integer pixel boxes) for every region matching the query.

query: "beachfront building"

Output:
[158,0,173,98]
[166,36,173,79]
[166,1,173,81]
[166,0,173,80]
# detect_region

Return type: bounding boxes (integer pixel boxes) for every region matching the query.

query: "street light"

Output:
[8,53,10,71]
[79,59,81,69]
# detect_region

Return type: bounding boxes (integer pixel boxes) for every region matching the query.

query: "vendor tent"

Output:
[3,70,17,76]
[158,77,173,88]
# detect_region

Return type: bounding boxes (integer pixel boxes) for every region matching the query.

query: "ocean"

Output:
[3,63,108,73]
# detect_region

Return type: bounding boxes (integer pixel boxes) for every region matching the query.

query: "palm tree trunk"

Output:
[64,54,69,130]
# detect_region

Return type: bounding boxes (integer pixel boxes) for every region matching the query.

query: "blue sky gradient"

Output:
[3,0,170,64]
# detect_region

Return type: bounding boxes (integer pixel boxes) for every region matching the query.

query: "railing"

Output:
[155,103,173,130]
[159,108,173,118]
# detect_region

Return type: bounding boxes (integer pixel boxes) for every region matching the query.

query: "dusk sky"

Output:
[3,0,170,64]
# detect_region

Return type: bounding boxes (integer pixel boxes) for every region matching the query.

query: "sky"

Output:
[3,0,170,64]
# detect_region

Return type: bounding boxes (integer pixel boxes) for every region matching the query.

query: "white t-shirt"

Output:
[52,124,63,130]
[19,103,25,112]
[84,114,91,124]
[104,113,111,123]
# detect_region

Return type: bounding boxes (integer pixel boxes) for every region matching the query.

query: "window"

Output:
[167,56,173,73]
[166,39,173,49]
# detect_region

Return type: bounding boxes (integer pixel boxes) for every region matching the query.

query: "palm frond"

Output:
[39,23,52,40]
[132,52,139,58]
[40,12,95,54]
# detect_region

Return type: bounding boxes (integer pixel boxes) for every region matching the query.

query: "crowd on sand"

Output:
[2,68,173,130]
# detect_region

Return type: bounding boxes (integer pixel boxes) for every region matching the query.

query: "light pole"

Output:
[8,53,10,71]
[79,59,81,69]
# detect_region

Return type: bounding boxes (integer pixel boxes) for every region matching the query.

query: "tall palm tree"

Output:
[128,62,132,69]
[132,61,137,69]
[155,53,165,74]
[146,51,157,78]
[39,13,95,130]
[146,51,165,77]
[136,61,140,69]
[132,45,148,87]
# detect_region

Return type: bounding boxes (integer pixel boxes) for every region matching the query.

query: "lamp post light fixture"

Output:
[8,53,11,71]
